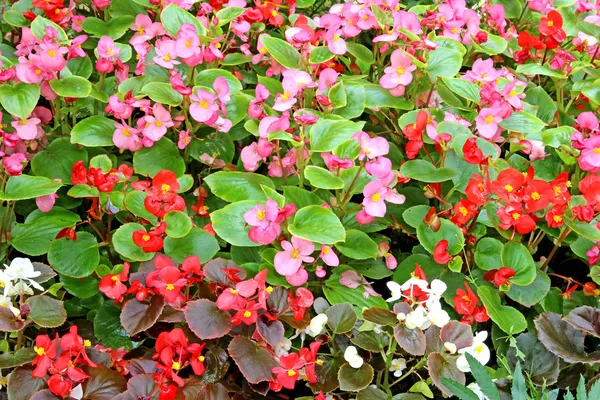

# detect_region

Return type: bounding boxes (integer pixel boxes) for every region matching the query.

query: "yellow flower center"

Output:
[48,50,56,57]
[547,20,554,27]
[166,283,175,291]
[594,147,600,154]
[257,209,266,221]
[198,355,205,362]
[19,119,28,125]
[172,361,181,370]
[271,10,277,16]
[107,48,114,55]
[161,183,171,193]
[504,184,513,192]
[123,129,131,137]
[396,66,405,75]
[230,289,237,294]
[553,186,561,196]
[34,347,45,356]
[243,311,252,318]
[35,68,42,75]
[215,43,222,49]
[316,359,324,366]
[137,27,145,34]
[163,54,171,62]
[266,286,273,293]
[484,115,495,124]
[531,192,540,200]
[371,193,381,202]
[291,249,300,259]
[509,90,517,97]
[154,120,163,127]
[84,340,91,347]
[142,234,151,241]
[553,215,563,223]
[281,92,291,101]
[451,27,458,34]
[511,212,521,220]
[287,369,297,376]
[185,40,192,48]
[474,345,485,354]
[333,35,340,42]
[323,247,330,255]
[199,100,209,109]
[459,207,469,216]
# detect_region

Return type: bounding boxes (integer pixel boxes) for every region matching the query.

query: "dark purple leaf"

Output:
[0,305,24,331]
[362,307,398,326]
[30,390,61,400]
[535,312,600,363]
[308,356,343,392]
[182,381,231,400]
[394,324,426,356]
[7,366,47,400]
[564,306,600,338]
[126,373,157,398]
[197,346,230,385]
[85,347,111,367]
[120,296,165,336]
[440,321,473,350]
[338,362,374,392]
[203,258,246,284]
[228,336,278,384]
[26,295,67,328]
[128,359,158,376]
[31,262,56,283]
[158,304,185,323]
[326,303,357,334]
[425,325,443,354]
[507,332,559,386]
[256,315,285,347]
[82,364,127,399]
[185,299,232,340]
[428,352,465,396]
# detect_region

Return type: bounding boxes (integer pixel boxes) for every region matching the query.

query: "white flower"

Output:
[578,32,598,47]
[389,358,407,377]
[405,305,430,330]
[467,382,490,400]
[3,258,43,294]
[426,301,450,328]
[400,277,428,292]
[386,281,402,302]
[0,270,13,297]
[457,331,491,372]
[275,337,292,357]
[70,384,83,400]
[0,296,19,316]
[428,279,447,296]
[344,346,364,369]
[444,342,457,354]
[307,313,328,336]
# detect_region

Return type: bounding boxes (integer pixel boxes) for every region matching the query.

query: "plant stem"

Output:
[541,227,571,271]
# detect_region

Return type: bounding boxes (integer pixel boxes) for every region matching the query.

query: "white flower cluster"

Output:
[386,277,450,330]
[0,257,42,316]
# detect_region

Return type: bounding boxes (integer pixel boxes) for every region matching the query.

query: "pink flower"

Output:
[380,49,416,90]
[244,199,281,245]
[378,243,397,270]
[169,70,192,96]
[16,56,47,84]
[3,153,27,176]
[286,268,309,286]
[579,135,600,172]
[321,152,353,171]
[190,89,219,123]
[274,79,299,111]
[365,157,393,179]
[325,28,346,55]
[40,43,68,71]
[576,112,599,132]
[153,39,179,69]
[143,103,174,142]
[113,122,141,151]
[502,80,526,110]
[475,108,503,139]
[175,24,201,59]
[97,36,120,61]
[319,245,339,267]
[71,16,85,32]
[353,132,389,160]
[178,130,192,149]
[464,59,502,83]
[249,84,270,118]
[241,142,265,171]
[11,118,41,140]
[130,14,165,45]
[67,35,88,60]
[213,77,231,106]
[317,68,339,94]
[274,236,315,277]
[258,114,290,139]
[520,139,547,161]
[362,180,406,218]
[36,193,59,212]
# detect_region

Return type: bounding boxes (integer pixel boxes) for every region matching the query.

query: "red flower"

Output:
[146,266,187,304]
[465,174,489,206]
[573,205,594,222]
[133,228,164,253]
[53,353,91,382]
[300,341,321,384]
[152,170,180,196]
[99,262,130,301]
[47,374,72,397]
[56,227,77,240]
[288,287,314,321]
[490,168,524,203]
[71,160,88,185]
[88,167,119,192]
[579,175,600,210]
[539,10,563,37]
[497,203,536,235]
[187,343,207,376]
[231,300,262,325]
[433,240,452,264]
[272,353,305,390]
[32,334,58,378]
[472,306,490,323]
[423,206,441,232]
[453,283,478,316]
[402,110,428,141]
[32,0,64,11]
[463,137,485,165]
[453,199,478,225]
[523,179,552,213]
[483,267,515,288]
[545,204,565,228]
[550,172,571,205]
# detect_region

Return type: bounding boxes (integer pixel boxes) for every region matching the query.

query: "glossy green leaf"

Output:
[288,205,346,244]
[400,160,457,183]
[48,232,100,278]
[0,82,40,120]
[71,116,115,147]
[304,166,344,189]
[164,228,220,263]
[261,36,300,70]
[205,171,274,202]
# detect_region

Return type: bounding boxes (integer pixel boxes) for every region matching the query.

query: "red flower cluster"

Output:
[71,160,134,193]
[401,110,428,159]
[152,328,206,400]
[133,221,167,252]
[31,326,97,397]
[452,283,489,325]
[483,267,516,288]
[270,342,321,391]
[515,11,566,63]
[433,240,452,264]
[98,262,130,302]
[132,170,186,218]
[146,255,203,306]
[32,0,68,23]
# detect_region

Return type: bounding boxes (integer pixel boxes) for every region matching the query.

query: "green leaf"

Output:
[439,377,480,400]
[564,218,600,241]
[261,36,301,70]
[329,81,347,109]
[0,175,62,201]
[346,43,374,63]
[473,32,507,56]
[112,223,155,262]
[416,219,464,255]
[426,47,462,78]
[50,76,92,98]
[164,211,193,238]
[332,82,365,119]
[30,16,68,42]
[141,82,183,106]
[0,82,40,120]
[324,266,389,310]
[478,286,527,334]
[525,86,557,124]
[133,138,185,178]
[474,237,503,270]
[205,171,274,202]
[194,69,243,93]
[309,119,365,152]
[326,303,357,334]
[221,53,252,65]
[71,116,115,147]
[363,84,413,109]
[10,208,80,256]
[501,241,536,286]
[215,6,245,25]
[465,353,500,400]
[161,4,206,36]
[443,78,481,103]
[304,166,344,189]
[400,160,457,183]
[511,362,527,400]
[61,274,100,299]
[0,348,36,369]
[48,232,100,278]
[516,64,565,79]
[335,229,378,260]
[499,111,546,133]
[26,295,66,328]
[164,228,220,263]
[310,46,335,64]
[94,303,134,350]
[82,16,134,39]
[507,269,550,306]
[288,205,346,244]
[491,0,522,18]
[338,363,374,392]
[31,137,88,184]
[211,200,261,247]
[4,11,29,27]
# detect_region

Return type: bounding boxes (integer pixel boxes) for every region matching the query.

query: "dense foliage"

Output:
[0,0,600,398]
